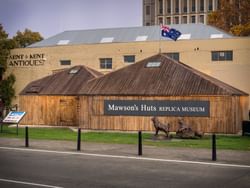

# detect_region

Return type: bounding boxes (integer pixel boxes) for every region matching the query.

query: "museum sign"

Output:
[104,100,210,117]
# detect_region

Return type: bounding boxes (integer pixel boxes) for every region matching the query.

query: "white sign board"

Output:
[3,111,26,123]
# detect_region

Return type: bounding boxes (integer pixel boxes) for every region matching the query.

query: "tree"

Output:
[0,24,10,77]
[0,24,16,77]
[13,28,43,48]
[0,24,16,109]
[0,25,43,110]
[0,74,15,107]
[208,0,250,36]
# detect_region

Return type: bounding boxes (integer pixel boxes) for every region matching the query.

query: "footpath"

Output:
[0,137,250,166]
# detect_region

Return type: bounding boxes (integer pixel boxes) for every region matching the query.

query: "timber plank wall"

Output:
[19,95,249,134]
[79,95,249,134]
[19,96,79,126]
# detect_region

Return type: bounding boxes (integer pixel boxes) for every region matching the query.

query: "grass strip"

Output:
[0,125,250,150]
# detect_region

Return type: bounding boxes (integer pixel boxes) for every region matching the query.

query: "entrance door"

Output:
[59,98,77,126]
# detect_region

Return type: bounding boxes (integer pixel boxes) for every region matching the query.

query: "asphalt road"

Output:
[0,147,250,188]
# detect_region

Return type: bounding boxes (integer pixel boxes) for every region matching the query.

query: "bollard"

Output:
[138,131,142,156]
[77,128,81,151]
[212,134,216,161]
[25,126,29,147]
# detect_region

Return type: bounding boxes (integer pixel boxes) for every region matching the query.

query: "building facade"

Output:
[19,54,249,134]
[143,0,219,26]
[5,25,250,109]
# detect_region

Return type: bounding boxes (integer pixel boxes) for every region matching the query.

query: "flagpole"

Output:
[159,25,162,54]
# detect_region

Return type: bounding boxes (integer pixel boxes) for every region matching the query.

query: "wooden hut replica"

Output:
[78,54,249,134]
[19,65,103,126]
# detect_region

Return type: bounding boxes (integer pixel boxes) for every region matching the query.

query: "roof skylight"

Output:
[210,34,223,39]
[145,61,162,68]
[69,66,81,74]
[178,34,191,40]
[135,35,148,41]
[26,86,42,93]
[57,40,70,45]
[100,37,114,43]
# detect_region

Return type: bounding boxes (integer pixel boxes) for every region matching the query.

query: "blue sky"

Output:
[0,0,142,38]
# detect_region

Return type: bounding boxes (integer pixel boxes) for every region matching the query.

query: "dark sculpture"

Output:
[176,118,203,138]
[151,116,170,137]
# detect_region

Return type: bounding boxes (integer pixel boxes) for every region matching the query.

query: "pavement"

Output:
[0,145,249,188]
[0,137,250,188]
[0,137,250,166]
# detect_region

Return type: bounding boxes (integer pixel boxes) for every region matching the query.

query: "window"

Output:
[211,51,233,61]
[167,8,171,13]
[124,55,135,63]
[167,0,171,13]
[100,58,112,69]
[146,6,150,15]
[199,15,204,23]
[191,0,196,12]
[159,0,163,14]
[200,0,204,11]
[158,17,163,24]
[175,0,179,13]
[208,0,213,11]
[166,17,171,24]
[182,16,187,24]
[191,15,196,23]
[166,52,179,61]
[60,60,71,65]
[183,0,187,12]
[174,16,179,24]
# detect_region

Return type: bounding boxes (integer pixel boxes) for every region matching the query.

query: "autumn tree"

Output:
[13,28,43,48]
[208,0,250,36]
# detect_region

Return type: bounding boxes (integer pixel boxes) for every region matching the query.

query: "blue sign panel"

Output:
[3,111,26,123]
[104,100,210,117]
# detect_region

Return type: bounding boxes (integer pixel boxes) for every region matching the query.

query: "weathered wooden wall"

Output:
[79,95,249,134]
[19,95,249,133]
[19,95,79,126]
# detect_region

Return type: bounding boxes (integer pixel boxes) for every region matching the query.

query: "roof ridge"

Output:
[161,54,248,96]
[83,65,103,78]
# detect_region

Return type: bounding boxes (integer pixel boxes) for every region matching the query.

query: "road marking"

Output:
[0,178,63,188]
[0,146,250,169]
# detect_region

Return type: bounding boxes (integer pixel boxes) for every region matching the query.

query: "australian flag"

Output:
[161,25,182,41]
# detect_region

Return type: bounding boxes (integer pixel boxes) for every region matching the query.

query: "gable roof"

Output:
[79,54,248,96]
[20,65,103,95]
[28,24,233,48]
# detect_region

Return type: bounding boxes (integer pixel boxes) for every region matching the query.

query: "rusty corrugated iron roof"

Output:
[78,54,248,96]
[20,65,103,95]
